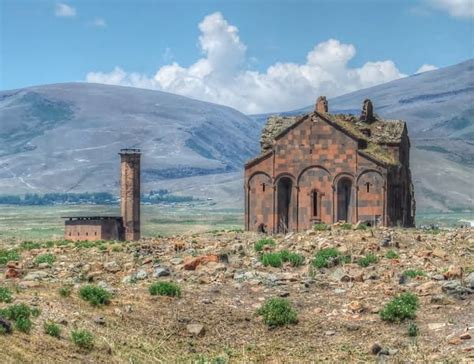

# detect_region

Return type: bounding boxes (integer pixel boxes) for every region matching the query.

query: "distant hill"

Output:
[0,60,473,213]
[0,83,259,195]
[250,59,474,212]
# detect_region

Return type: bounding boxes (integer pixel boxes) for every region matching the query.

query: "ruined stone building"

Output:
[64,149,141,241]
[244,97,415,233]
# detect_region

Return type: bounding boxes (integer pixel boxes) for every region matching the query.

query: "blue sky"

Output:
[1,0,473,112]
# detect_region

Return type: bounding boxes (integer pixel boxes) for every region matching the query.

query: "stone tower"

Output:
[119,149,141,241]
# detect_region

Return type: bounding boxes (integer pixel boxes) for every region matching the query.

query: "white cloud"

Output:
[92,17,107,28]
[426,0,474,18]
[86,12,406,114]
[55,3,76,17]
[416,64,439,73]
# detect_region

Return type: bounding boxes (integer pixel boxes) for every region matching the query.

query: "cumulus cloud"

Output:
[55,3,76,17]
[416,64,439,73]
[426,0,474,18]
[86,12,406,113]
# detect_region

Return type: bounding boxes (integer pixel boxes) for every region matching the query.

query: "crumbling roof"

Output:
[260,115,303,152]
[257,110,407,166]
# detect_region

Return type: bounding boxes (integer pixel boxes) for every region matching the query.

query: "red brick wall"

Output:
[65,219,123,241]
[245,114,393,232]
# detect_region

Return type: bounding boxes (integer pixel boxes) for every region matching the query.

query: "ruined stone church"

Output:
[244,97,415,233]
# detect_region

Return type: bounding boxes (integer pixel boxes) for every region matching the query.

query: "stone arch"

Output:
[357,169,385,226]
[297,166,332,229]
[247,172,273,233]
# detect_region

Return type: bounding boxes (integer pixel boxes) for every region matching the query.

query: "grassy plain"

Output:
[0,205,243,241]
[0,204,472,241]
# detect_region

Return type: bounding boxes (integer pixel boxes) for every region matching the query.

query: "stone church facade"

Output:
[244,97,415,233]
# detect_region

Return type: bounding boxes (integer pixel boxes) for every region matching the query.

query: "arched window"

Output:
[366,182,370,193]
[262,183,266,192]
[311,190,318,218]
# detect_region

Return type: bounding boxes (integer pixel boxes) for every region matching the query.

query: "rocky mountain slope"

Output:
[0,83,258,194]
[0,227,472,362]
[251,60,474,212]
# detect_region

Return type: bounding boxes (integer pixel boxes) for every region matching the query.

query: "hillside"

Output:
[251,60,474,212]
[0,83,258,195]
[0,227,472,362]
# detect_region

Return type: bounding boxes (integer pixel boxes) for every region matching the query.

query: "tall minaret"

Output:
[119,149,141,241]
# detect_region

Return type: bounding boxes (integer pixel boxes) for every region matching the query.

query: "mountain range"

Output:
[0,59,473,212]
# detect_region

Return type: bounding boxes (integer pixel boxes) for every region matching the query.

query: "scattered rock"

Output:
[0,317,12,334]
[465,272,474,289]
[430,294,453,305]
[23,271,49,281]
[170,258,183,265]
[380,237,391,247]
[153,267,171,277]
[104,261,121,273]
[460,333,472,340]
[442,280,473,299]
[134,269,147,280]
[186,323,205,337]
[433,248,448,259]
[443,265,462,280]
[94,316,106,325]
[325,330,336,336]
[431,274,446,281]
[371,343,382,355]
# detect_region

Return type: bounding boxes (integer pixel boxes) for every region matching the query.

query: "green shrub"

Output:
[314,223,330,231]
[261,252,283,268]
[44,321,61,338]
[71,329,94,350]
[356,223,368,230]
[20,241,43,250]
[254,238,276,252]
[0,303,36,333]
[79,285,112,306]
[149,282,181,297]
[0,287,13,303]
[358,253,378,267]
[256,298,298,327]
[280,250,305,267]
[58,286,72,298]
[16,317,32,333]
[35,253,56,266]
[408,322,419,337]
[380,293,419,322]
[0,249,20,265]
[340,223,352,230]
[403,269,426,278]
[313,248,350,268]
[385,249,399,259]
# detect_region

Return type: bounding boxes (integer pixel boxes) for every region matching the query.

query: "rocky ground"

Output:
[0,226,473,363]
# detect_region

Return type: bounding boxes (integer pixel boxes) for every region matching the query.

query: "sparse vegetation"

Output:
[408,322,419,337]
[0,287,13,303]
[20,241,43,250]
[313,248,350,268]
[358,253,378,267]
[256,298,298,327]
[149,282,181,297]
[404,269,426,278]
[0,303,38,333]
[0,249,20,265]
[254,238,276,252]
[356,223,368,230]
[380,292,419,322]
[71,329,94,350]
[44,321,61,338]
[314,223,330,231]
[58,286,72,298]
[261,250,305,268]
[340,223,352,230]
[385,249,399,259]
[34,253,56,265]
[79,285,112,306]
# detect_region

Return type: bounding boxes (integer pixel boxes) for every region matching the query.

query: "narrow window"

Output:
[95,232,97,236]
[86,232,88,236]
[69,232,71,236]
[366,182,370,193]
[77,232,80,236]
[262,183,266,192]
[312,191,318,217]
